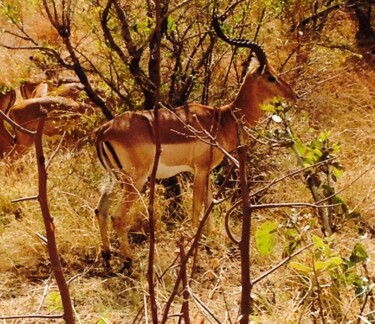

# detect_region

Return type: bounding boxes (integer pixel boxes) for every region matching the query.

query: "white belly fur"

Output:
[155,144,196,178]
[156,163,193,179]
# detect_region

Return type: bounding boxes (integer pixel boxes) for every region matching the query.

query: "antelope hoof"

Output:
[119,258,133,274]
[102,250,111,270]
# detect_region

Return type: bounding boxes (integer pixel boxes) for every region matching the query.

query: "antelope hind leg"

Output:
[111,181,142,272]
[95,176,115,270]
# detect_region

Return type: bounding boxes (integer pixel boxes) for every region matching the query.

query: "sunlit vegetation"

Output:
[0,0,374,322]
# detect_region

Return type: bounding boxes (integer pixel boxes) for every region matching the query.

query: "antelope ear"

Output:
[249,56,260,72]
[249,56,267,75]
[257,63,267,75]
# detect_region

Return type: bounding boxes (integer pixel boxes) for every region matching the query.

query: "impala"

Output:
[8,96,90,156]
[95,17,298,269]
[0,88,16,157]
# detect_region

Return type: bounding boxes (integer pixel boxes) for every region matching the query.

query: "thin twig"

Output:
[0,110,35,136]
[187,287,221,324]
[252,243,313,285]
[35,232,48,244]
[36,274,53,313]
[225,201,340,244]
[0,314,63,320]
[252,202,341,210]
[357,286,374,324]
[312,252,326,324]
[316,166,374,205]
[144,293,149,324]
[252,158,336,198]
[167,108,239,167]
[179,240,190,324]
[161,155,233,323]
[46,131,67,169]
[11,195,38,203]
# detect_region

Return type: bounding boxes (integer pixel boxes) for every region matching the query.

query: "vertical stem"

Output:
[147,1,162,322]
[35,113,75,324]
[238,145,253,323]
[287,125,332,236]
[179,239,190,324]
[312,254,326,324]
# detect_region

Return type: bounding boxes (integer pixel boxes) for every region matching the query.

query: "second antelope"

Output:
[8,96,92,157]
[95,17,298,270]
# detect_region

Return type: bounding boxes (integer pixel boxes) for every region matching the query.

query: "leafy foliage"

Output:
[255,221,278,255]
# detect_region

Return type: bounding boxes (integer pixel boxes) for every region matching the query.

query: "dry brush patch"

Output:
[0,5,374,322]
[1,83,374,322]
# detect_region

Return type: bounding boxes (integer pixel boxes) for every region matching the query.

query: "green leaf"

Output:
[315,257,343,272]
[261,102,277,113]
[167,16,177,33]
[312,235,331,257]
[331,166,344,181]
[256,221,278,256]
[350,243,368,264]
[47,291,63,311]
[289,262,312,273]
[318,131,330,143]
[312,235,325,249]
[293,139,306,156]
[283,229,301,256]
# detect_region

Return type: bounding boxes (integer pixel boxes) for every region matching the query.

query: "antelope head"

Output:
[213,15,297,124]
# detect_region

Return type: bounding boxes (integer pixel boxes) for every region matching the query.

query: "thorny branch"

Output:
[34,111,75,323]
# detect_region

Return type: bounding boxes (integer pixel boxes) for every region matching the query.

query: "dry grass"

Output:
[0,105,374,323]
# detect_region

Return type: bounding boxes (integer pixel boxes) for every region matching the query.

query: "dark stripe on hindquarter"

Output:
[102,140,123,171]
[95,136,106,169]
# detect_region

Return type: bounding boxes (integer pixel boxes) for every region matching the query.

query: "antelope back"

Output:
[10,96,81,126]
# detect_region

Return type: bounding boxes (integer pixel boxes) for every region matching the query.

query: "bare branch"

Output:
[0,110,35,136]
[0,314,64,320]
[34,110,75,323]
[187,286,221,323]
[316,166,374,205]
[46,131,66,170]
[11,195,39,203]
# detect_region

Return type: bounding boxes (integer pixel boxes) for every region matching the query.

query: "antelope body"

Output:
[8,96,89,156]
[0,79,91,159]
[95,17,298,269]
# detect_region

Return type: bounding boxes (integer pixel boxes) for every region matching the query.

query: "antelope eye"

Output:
[267,75,277,83]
